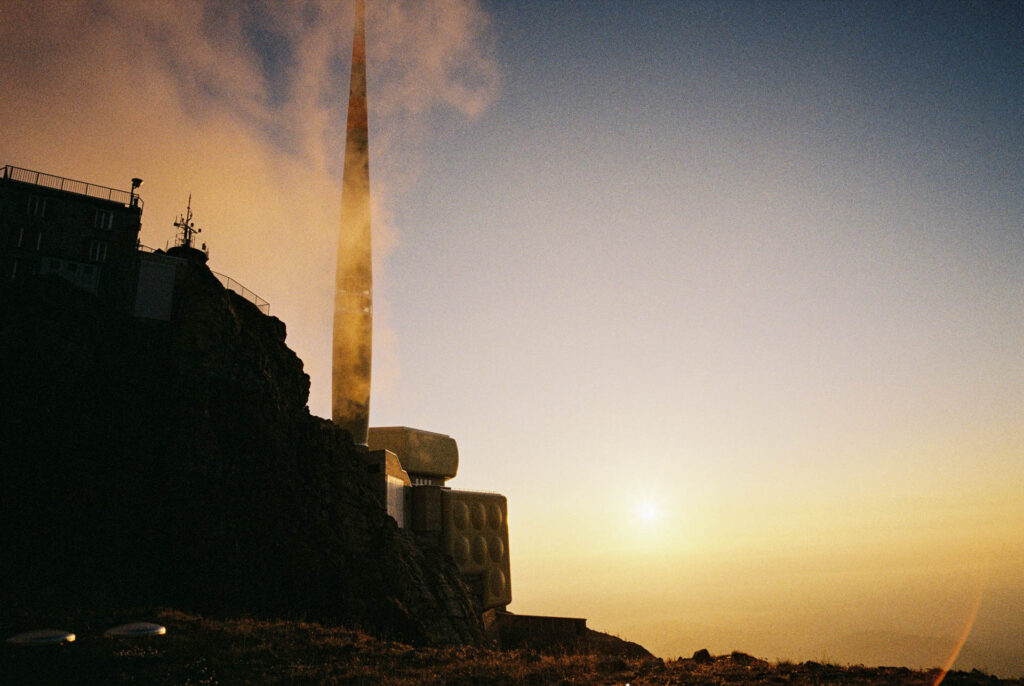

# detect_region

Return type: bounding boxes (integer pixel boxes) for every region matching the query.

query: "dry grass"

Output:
[1,609,1020,685]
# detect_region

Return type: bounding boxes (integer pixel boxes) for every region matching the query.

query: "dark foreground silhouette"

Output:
[0,272,480,644]
[1,609,1021,685]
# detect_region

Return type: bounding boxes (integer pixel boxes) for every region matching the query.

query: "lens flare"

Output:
[932,570,989,686]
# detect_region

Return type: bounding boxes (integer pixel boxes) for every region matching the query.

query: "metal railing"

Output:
[137,246,271,316]
[2,164,143,209]
[212,271,270,315]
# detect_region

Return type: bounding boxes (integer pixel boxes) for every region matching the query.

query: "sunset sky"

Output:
[2,0,1022,676]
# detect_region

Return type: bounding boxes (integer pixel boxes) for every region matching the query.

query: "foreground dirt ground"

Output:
[1,609,1020,685]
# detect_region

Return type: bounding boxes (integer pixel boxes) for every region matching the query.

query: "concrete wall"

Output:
[483,610,587,648]
[133,253,179,320]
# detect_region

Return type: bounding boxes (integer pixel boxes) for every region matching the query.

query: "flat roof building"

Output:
[0,164,143,311]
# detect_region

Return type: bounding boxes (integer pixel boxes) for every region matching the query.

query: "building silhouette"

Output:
[0,164,143,311]
[3,0,582,637]
[1,163,269,322]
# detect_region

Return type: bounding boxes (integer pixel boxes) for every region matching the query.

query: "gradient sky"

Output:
[2,0,1022,676]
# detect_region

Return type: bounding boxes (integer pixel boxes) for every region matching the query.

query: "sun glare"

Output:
[637,501,658,524]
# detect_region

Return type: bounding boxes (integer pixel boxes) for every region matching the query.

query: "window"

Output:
[89,241,108,263]
[15,226,25,247]
[27,196,47,217]
[94,210,114,230]
[35,231,42,251]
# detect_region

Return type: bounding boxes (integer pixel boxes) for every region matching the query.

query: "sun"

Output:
[637,500,659,524]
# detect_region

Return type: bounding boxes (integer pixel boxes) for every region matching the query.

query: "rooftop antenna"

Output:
[168,194,209,264]
[173,193,202,250]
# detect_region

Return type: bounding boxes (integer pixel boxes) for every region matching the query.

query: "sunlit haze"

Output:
[1,0,1021,676]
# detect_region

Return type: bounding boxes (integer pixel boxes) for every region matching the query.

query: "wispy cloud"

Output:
[0,0,502,416]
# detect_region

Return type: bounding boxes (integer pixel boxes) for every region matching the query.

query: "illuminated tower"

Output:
[333,0,372,444]
[330,0,512,616]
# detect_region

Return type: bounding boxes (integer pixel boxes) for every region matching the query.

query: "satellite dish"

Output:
[104,622,167,638]
[6,629,76,645]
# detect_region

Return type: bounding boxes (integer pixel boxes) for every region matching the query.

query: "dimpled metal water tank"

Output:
[442,489,511,610]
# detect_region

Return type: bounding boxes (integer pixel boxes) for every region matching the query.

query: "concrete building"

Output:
[0,164,268,323]
[366,427,513,611]
[0,164,143,311]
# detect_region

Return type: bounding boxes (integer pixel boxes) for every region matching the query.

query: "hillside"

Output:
[0,266,479,644]
[2,609,1021,685]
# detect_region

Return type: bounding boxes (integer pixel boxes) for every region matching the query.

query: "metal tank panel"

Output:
[442,490,511,609]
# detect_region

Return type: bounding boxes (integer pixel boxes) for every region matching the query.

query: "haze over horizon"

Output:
[1,0,1021,676]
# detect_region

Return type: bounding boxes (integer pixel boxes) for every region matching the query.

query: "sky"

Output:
[2,0,1022,676]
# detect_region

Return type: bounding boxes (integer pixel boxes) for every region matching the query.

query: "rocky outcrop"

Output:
[0,265,481,645]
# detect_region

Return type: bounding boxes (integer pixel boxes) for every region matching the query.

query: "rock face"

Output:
[0,265,481,645]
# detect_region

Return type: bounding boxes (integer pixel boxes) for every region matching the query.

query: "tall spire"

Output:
[332,0,372,444]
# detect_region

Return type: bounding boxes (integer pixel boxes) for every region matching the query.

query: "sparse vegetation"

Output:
[2,609,1021,685]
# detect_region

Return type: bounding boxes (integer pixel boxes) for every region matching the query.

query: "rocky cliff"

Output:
[0,264,481,645]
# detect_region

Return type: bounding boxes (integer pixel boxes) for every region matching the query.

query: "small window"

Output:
[35,231,42,251]
[89,241,108,263]
[15,226,25,248]
[94,210,114,230]
[27,196,47,217]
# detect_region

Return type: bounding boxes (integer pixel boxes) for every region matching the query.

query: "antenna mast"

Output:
[173,194,202,250]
